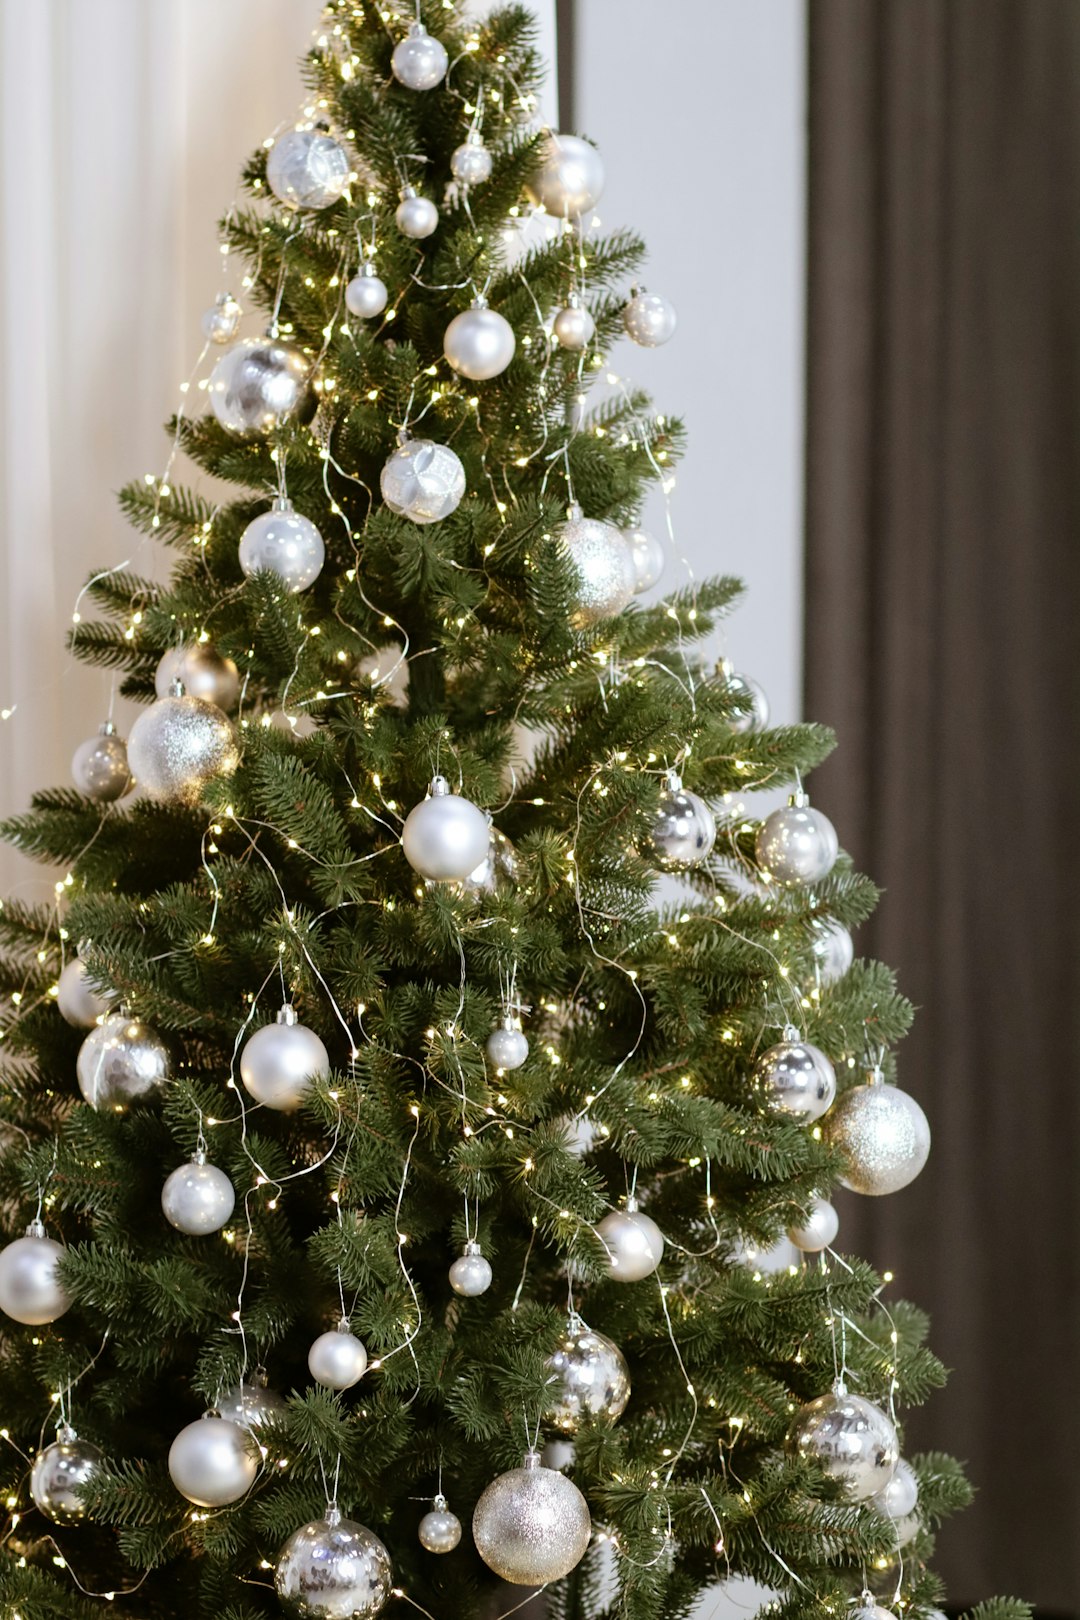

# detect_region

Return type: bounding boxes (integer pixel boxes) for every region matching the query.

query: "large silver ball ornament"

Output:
[0,1223,72,1325]
[395,187,438,240]
[275,1507,392,1620]
[30,1425,103,1524]
[787,1385,899,1501]
[810,916,855,985]
[240,1005,330,1112]
[401,777,491,882]
[77,1013,170,1112]
[391,22,448,90]
[622,289,677,347]
[647,772,716,870]
[239,498,325,594]
[346,264,388,320]
[786,1196,839,1253]
[266,129,350,210]
[449,1240,492,1297]
[308,1321,368,1390]
[208,336,315,440]
[162,1153,235,1235]
[544,1318,630,1432]
[156,643,241,710]
[56,956,112,1028]
[217,1376,287,1430]
[473,1450,591,1584]
[872,1456,919,1521]
[596,1204,664,1283]
[530,133,605,219]
[168,1414,258,1507]
[418,1494,461,1553]
[552,297,595,351]
[127,691,239,806]
[756,794,839,888]
[444,300,516,381]
[625,526,665,592]
[824,1080,931,1196]
[486,1023,528,1071]
[559,505,635,627]
[751,1037,836,1125]
[72,721,133,802]
[852,1606,899,1620]
[380,438,465,525]
[451,133,493,185]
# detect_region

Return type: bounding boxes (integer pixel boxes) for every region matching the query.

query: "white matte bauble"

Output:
[208,336,315,440]
[127,691,239,806]
[872,1456,919,1520]
[622,289,677,347]
[559,505,635,627]
[0,1223,71,1325]
[529,133,605,220]
[308,1321,368,1390]
[401,777,491,882]
[451,133,493,185]
[756,795,839,888]
[380,438,465,525]
[810,916,855,984]
[240,1005,330,1112]
[239,497,325,594]
[625,526,664,592]
[162,1154,235,1236]
[751,1038,836,1125]
[486,1023,528,1071]
[647,774,716,869]
[30,1426,103,1524]
[824,1080,931,1196]
[77,1013,170,1112]
[72,722,133,802]
[473,1450,591,1584]
[596,1204,664,1282]
[345,264,389,319]
[168,1414,258,1507]
[202,292,242,345]
[444,301,516,381]
[266,129,350,210]
[395,187,438,239]
[391,21,448,90]
[552,297,595,351]
[217,1376,287,1430]
[544,1319,630,1431]
[786,1197,839,1253]
[276,1507,392,1620]
[156,643,241,710]
[787,1385,899,1501]
[418,1495,461,1552]
[57,956,112,1028]
[449,1240,492,1297]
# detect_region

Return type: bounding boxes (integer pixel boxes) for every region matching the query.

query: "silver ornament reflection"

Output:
[810,915,855,984]
[127,691,239,806]
[401,776,491,882]
[449,1240,492,1297]
[239,498,325,594]
[380,438,465,525]
[240,1005,330,1112]
[717,659,770,733]
[647,772,716,869]
[217,1375,287,1430]
[168,1414,258,1507]
[786,1196,839,1253]
[756,794,839,888]
[824,1080,931,1196]
[0,1222,71,1325]
[77,1013,170,1112]
[276,1506,392,1620]
[751,1037,836,1124]
[625,526,664,592]
[202,292,242,345]
[852,1606,898,1620]
[872,1456,919,1520]
[308,1321,368,1390]
[787,1385,899,1501]
[461,826,518,896]
[31,1426,103,1524]
[451,133,493,185]
[544,1317,630,1432]
[486,1023,528,1071]
[418,1494,461,1552]
[596,1203,664,1282]
[530,133,605,219]
[473,1449,591,1585]
[156,643,241,710]
[345,264,388,319]
[395,187,438,239]
[553,298,595,351]
[622,289,677,347]
[208,337,315,440]
[559,505,636,627]
[444,301,516,381]
[162,1153,235,1235]
[56,956,112,1028]
[391,22,448,90]
[266,129,350,210]
[72,722,132,802]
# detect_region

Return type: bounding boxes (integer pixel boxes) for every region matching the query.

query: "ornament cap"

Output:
[624,1195,640,1215]
[429,774,451,798]
[407,19,428,36]
[566,1308,585,1333]
[325,1501,342,1527]
[400,184,417,200]
[866,1065,886,1088]
[832,1376,848,1397]
[56,1420,77,1444]
[277,1003,299,1027]
[465,130,484,147]
[432,1491,448,1510]
[664,767,683,793]
[271,495,295,515]
[336,1315,351,1333]
[169,678,185,698]
[25,1219,46,1240]
[566,500,583,522]
[566,290,583,310]
[522,1448,542,1470]
[789,788,810,809]
[471,294,489,310]
[193,1149,208,1167]
[98,719,117,737]
[361,260,378,277]
[463,1239,483,1258]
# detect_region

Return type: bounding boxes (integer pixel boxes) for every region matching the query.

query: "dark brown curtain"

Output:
[805,1,1080,1607]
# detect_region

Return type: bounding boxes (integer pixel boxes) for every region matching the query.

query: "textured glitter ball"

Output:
[824,1080,931,1195]
[472,1452,592,1584]
[559,507,636,627]
[127,693,239,805]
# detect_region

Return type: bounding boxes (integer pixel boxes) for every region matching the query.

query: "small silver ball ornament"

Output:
[622,288,677,347]
[239,1005,330,1112]
[217,1375,287,1430]
[872,1456,919,1520]
[717,658,770,732]
[544,1317,630,1431]
[395,187,438,240]
[444,299,516,381]
[380,438,465,525]
[810,916,855,984]
[553,297,595,351]
[756,793,839,888]
[473,1449,591,1585]
[202,292,242,345]
[786,1196,839,1253]
[162,1153,235,1235]
[275,1506,392,1620]
[308,1320,368,1390]
[391,21,448,91]
[0,1222,72,1325]
[266,129,350,210]
[72,722,132,802]
[462,826,518,896]
[530,132,605,219]
[168,1413,258,1507]
[559,504,636,627]
[77,1012,170,1112]
[787,1384,899,1501]
[30,1425,103,1524]
[56,956,112,1028]
[401,777,491,882]
[486,1023,528,1071]
[208,336,315,440]
[647,771,716,869]
[418,1494,461,1553]
[751,1036,836,1125]
[346,264,389,319]
[239,497,325,594]
[596,1202,664,1282]
[156,643,241,710]
[127,689,239,806]
[824,1078,931,1196]
[449,1240,492,1297]
[625,525,665,592]
[451,133,493,185]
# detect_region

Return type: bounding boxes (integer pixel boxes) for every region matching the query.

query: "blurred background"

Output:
[1,0,1075,1609]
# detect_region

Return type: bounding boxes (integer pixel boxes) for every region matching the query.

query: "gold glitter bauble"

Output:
[472,1451,591,1584]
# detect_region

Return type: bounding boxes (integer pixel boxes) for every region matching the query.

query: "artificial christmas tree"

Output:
[0,6,1029,1620]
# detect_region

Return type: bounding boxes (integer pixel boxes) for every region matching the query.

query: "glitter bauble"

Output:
[156,643,241,710]
[127,692,239,805]
[391,22,448,90]
[553,298,595,351]
[308,1322,368,1390]
[240,1005,330,1112]
[824,1081,931,1196]
[486,1024,528,1071]
[77,1013,170,1112]
[418,1495,461,1552]
[751,1037,836,1125]
[810,915,855,984]
[544,1319,630,1432]
[559,505,635,627]
[168,1414,258,1507]
[755,796,839,888]
[401,777,490,882]
[529,132,605,219]
[872,1456,919,1520]
[239,498,325,594]
[275,1508,392,1620]
[202,292,242,345]
[625,525,664,592]
[786,1196,839,1253]
[451,133,492,185]
[595,1205,664,1282]
[346,265,388,319]
[266,129,350,209]
[30,1426,103,1524]
[472,1450,591,1584]
[217,1376,287,1430]
[444,302,516,381]
[0,1223,71,1325]
[208,337,315,440]
[72,722,132,801]
[449,1241,492,1297]
[380,438,465,525]
[647,776,716,869]
[161,1154,235,1235]
[622,289,677,347]
[395,187,438,239]
[56,956,112,1028]
[787,1386,899,1501]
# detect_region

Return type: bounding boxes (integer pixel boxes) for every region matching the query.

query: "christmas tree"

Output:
[0,7,1028,1620]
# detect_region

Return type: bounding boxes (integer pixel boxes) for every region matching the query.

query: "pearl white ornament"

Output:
[622,288,677,347]
[544,1317,630,1431]
[472,1449,591,1585]
[872,1456,919,1520]
[308,1320,368,1390]
[266,129,350,210]
[202,292,242,345]
[395,187,438,239]
[810,916,855,984]
[559,504,636,627]
[756,792,839,888]
[787,1384,899,1501]
[647,771,716,869]
[156,644,241,710]
[30,1425,103,1524]
[625,525,665,592]
[127,689,239,806]
[824,1077,931,1196]
[77,1013,170,1112]
[161,1153,235,1236]
[391,21,448,90]
[443,299,516,381]
[239,497,325,594]
[596,1202,664,1282]
[240,1005,330,1112]
[530,132,605,219]
[486,1022,528,1071]
[56,956,112,1029]
[71,722,132,802]
[401,777,491,882]
[552,297,595,351]
[449,1240,492,1297]
[418,1494,462,1552]
[751,1036,836,1125]
[217,1375,287,1430]
[345,263,389,319]
[786,1196,839,1253]
[168,1413,258,1507]
[208,336,315,440]
[275,1506,392,1620]
[380,438,466,525]
[451,132,493,185]
[0,1222,72,1325]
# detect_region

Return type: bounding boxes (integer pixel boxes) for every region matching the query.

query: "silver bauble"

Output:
[872,1456,919,1520]
[77,1013,170,1112]
[418,1495,461,1553]
[559,505,636,627]
[462,826,518,895]
[345,264,388,319]
[788,1386,899,1501]
[162,1153,235,1236]
[56,956,112,1028]
[786,1196,839,1253]
[622,289,677,347]
[449,1240,492,1297]
[208,336,315,440]
[308,1322,368,1390]
[451,133,493,185]
[401,776,491,882]
[391,21,448,90]
[395,187,438,240]
[30,1426,103,1524]
[717,659,770,733]
[239,497,325,594]
[0,1223,71,1325]
[72,721,132,802]
[530,132,605,220]
[553,298,595,351]
[202,292,242,345]
[240,1005,330,1112]
[544,1318,630,1432]
[127,691,239,806]
[156,643,241,710]
[379,438,465,525]
[751,1038,836,1125]
[756,795,839,888]
[810,916,855,984]
[824,1080,931,1196]
[486,1023,528,1071]
[217,1376,287,1430]
[266,129,350,210]
[276,1507,392,1620]
[625,525,664,592]
[444,301,516,381]
[647,775,716,870]
[168,1413,258,1507]
[596,1204,664,1282]
[473,1449,591,1585]
[852,1606,899,1620]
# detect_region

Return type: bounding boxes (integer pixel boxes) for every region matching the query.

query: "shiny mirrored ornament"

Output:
[559,503,636,627]
[162,1152,235,1235]
[345,263,388,319]
[418,1493,461,1552]
[217,1373,287,1430]
[308,1320,368,1390]
[544,1317,630,1431]
[239,497,325,594]
[486,1022,528,1071]
[756,791,839,888]
[451,132,493,185]
[391,21,448,90]
[0,1222,71,1324]
[202,292,242,345]
[208,336,315,440]
[786,1196,839,1253]
[72,720,133,802]
[240,1004,330,1112]
[811,915,855,984]
[717,657,770,733]
[553,295,594,351]
[31,1424,103,1524]
[473,1448,591,1584]
[276,1506,392,1620]
[266,129,350,210]
[824,1077,931,1195]
[623,288,677,347]
[462,826,518,896]
[380,438,465,525]
[168,1413,258,1507]
[872,1456,919,1520]
[156,643,240,710]
[787,1384,899,1501]
[751,1036,836,1124]
[77,1012,170,1112]
[449,1239,492,1297]
[625,525,664,592]
[57,955,112,1028]
[596,1201,664,1282]
[395,186,438,239]
[444,299,516,381]
[127,688,239,805]
[530,132,605,219]
[647,770,716,869]
[402,776,491,882]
